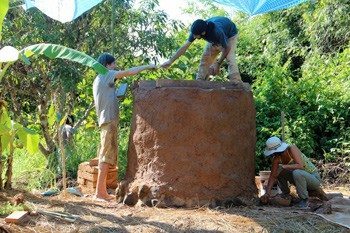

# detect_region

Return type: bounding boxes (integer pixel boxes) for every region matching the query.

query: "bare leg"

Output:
[95,121,118,201]
[95,162,114,200]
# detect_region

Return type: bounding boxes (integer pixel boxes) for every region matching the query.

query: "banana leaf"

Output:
[0,0,9,41]
[22,43,108,75]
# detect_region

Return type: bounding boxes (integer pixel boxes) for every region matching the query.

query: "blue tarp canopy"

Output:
[21,0,313,23]
[212,0,310,16]
[22,0,102,23]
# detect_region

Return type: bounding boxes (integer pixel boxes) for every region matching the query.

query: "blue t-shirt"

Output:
[188,17,238,48]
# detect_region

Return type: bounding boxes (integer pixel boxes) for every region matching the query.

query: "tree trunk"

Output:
[38,100,56,157]
[4,135,14,189]
[73,102,95,131]
[7,78,24,124]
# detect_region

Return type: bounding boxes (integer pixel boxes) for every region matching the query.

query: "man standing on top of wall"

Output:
[161,16,242,83]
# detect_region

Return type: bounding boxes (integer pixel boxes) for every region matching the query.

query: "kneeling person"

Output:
[262,136,327,208]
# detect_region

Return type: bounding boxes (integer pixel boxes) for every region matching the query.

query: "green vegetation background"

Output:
[1,0,349,190]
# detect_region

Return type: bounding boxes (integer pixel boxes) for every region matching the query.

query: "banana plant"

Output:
[0,43,108,81]
[0,103,39,189]
[0,0,9,41]
[0,2,108,190]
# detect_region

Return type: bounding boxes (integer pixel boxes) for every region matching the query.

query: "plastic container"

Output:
[257,170,281,197]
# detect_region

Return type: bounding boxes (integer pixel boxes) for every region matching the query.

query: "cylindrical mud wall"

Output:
[123,80,257,207]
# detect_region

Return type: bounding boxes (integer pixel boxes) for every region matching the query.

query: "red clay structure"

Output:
[120,80,257,207]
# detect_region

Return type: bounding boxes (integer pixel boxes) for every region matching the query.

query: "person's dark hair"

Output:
[97,53,115,67]
[272,146,290,157]
[273,151,283,157]
[66,115,74,126]
[191,19,207,35]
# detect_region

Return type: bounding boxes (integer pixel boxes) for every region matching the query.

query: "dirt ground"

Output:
[0,187,349,233]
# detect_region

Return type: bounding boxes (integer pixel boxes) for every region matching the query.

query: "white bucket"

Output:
[257,171,281,197]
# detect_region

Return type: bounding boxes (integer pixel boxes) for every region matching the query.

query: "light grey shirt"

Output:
[93,70,119,127]
[61,124,74,144]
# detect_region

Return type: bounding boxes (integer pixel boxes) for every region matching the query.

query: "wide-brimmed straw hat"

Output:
[264,136,289,157]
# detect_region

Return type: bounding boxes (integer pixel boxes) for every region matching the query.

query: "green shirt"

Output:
[300,152,317,174]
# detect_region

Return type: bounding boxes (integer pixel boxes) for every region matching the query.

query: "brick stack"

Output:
[77,160,118,193]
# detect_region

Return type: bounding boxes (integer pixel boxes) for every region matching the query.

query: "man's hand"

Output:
[160,60,172,69]
[209,62,220,75]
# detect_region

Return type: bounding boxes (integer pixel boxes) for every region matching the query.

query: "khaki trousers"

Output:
[98,119,118,166]
[196,34,240,81]
[277,168,321,199]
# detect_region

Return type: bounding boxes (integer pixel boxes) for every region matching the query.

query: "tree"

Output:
[1,0,181,177]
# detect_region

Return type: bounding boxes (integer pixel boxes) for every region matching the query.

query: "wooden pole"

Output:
[58,125,67,194]
[281,111,285,141]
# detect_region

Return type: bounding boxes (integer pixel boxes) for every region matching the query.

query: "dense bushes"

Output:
[238,0,350,171]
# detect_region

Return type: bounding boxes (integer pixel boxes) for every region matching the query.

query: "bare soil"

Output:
[0,187,349,233]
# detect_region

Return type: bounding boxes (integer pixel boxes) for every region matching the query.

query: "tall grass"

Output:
[11,124,131,190]
[65,125,130,180]
[65,128,100,178]
[118,124,130,180]
[12,148,51,191]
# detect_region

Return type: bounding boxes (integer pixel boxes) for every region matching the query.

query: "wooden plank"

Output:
[78,162,89,170]
[108,167,117,173]
[80,185,95,194]
[107,176,117,188]
[5,211,28,224]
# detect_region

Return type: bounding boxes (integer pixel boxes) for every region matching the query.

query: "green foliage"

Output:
[118,126,130,179]
[0,202,26,216]
[0,0,9,41]
[16,126,40,154]
[47,104,56,127]
[0,106,40,154]
[304,0,350,54]
[184,0,230,19]
[244,0,350,171]
[0,43,108,82]
[0,106,11,151]
[65,129,99,178]
[3,0,350,188]
[12,148,50,190]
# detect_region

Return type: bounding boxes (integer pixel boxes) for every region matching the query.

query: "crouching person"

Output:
[261,136,327,208]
